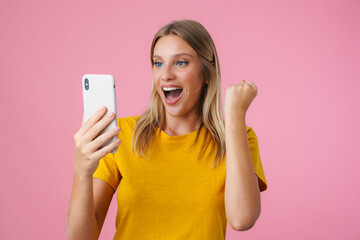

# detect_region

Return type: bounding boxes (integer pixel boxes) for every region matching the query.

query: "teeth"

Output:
[162,87,182,91]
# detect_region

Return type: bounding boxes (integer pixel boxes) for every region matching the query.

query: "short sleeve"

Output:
[247,127,267,192]
[93,152,121,191]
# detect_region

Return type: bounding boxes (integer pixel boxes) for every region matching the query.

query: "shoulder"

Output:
[117,115,141,131]
[246,125,259,146]
[117,115,141,125]
[246,125,256,135]
[246,125,258,141]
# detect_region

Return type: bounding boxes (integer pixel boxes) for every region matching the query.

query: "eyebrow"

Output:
[152,53,194,60]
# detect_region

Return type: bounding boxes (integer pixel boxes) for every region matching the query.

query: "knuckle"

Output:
[106,114,115,124]
[89,116,97,124]
[91,152,102,162]
[100,116,110,126]
[89,114,101,126]
[79,147,88,157]
[93,137,103,147]
[75,142,81,150]
[74,133,80,142]
[87,154,95,162]
[74,138,82,149]
[91,125,101,136]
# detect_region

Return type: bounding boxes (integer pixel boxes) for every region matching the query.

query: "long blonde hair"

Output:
[131,19,226,168]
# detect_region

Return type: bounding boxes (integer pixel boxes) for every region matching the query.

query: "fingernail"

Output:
[115,139,121,144]
[114,127,120,132]
[100,106,106,111]
[108,113,114,118]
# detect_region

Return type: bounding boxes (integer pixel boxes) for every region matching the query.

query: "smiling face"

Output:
[152,34,206,119]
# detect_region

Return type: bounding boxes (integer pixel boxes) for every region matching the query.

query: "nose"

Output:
[161,64,175,82]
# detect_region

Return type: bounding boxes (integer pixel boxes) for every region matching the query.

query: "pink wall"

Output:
[1,0,359,239]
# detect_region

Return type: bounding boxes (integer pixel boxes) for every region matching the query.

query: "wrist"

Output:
[225,111,246,123]
[73,168,94,182]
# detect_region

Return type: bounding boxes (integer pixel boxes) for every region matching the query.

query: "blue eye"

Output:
[154,61,163,67]
[177,60,188,66]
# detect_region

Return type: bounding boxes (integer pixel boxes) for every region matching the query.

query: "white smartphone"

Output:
[82,74,118,154]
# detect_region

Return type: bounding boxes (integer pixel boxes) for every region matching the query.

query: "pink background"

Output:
[1,0,359,239]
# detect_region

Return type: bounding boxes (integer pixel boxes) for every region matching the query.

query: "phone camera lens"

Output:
[84,78,89,90]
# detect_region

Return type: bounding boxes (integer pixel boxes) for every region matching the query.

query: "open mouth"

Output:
[162,87,183,102]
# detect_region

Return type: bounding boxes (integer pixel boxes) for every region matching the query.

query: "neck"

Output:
[162,111,202,136]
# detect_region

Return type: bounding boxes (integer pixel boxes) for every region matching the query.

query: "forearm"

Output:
[67,173,100,240]
[224,115,261,230]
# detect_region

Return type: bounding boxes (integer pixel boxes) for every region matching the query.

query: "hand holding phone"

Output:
[73,74,120,178]
[74,106,121,177]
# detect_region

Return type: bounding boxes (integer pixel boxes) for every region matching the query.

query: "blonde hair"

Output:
[131,19,226,168]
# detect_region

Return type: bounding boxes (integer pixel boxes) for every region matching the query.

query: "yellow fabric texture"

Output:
[93,116,267,240]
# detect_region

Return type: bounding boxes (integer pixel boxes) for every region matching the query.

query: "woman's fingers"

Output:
[87,126,121,153]
[91,138,121,161]
[82,111,115,144]
[77,106,107,138]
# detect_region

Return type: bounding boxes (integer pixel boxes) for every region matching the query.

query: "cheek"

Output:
[152,72,160,86]
[186,71,204,94]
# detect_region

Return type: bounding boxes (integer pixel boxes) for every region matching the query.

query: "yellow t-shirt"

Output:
[94,116,267,240]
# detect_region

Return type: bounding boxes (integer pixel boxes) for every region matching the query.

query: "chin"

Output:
[163,106,184,117]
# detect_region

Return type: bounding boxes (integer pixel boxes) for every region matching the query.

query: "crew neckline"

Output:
[157,126,204,143]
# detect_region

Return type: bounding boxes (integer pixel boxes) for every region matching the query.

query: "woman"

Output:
[67,19,267,240]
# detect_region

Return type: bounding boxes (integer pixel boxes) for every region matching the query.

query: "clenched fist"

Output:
[224,79,258,119]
